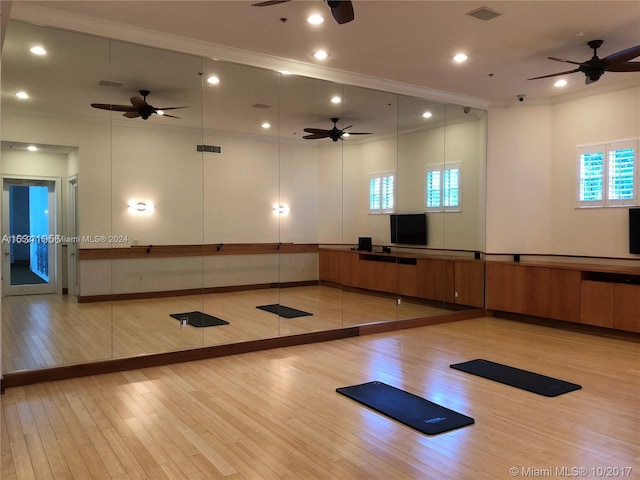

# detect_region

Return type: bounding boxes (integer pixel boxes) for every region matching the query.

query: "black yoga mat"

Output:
[336,381,474,435]
[450,359,582,397]
[256,304,313,319]
[170,311,229,328]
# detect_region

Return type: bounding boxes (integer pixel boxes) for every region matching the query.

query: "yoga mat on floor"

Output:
[256,304,313,319]
[336,381,474,435]
[170,311,229,328]
[450,359,582,397]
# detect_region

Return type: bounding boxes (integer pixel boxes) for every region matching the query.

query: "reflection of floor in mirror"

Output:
[1,285,454,373]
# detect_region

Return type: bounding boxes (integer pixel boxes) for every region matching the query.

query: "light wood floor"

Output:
[2,286,453,373]
[2,317,638,479]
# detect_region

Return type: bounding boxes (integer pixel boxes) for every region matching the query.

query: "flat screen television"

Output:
[390,213,428,245]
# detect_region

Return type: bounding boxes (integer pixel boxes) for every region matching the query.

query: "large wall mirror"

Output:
[1,20,486,374]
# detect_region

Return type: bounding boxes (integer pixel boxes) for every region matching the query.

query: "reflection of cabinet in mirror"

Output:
[318,249,485,308]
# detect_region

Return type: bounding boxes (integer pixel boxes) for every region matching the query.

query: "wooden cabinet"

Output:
[486,263,581,322]
[318,249,484,307]
[580,281,613,327]
[417,258,454,302]
[454,260,485,308]
[613,283,640,333]
[580,281,640,332]
[486,263,550,317]
[318,249,346,284]
[397,264,418,297]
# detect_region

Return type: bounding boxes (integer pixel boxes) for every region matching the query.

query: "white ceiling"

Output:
[7,0,640,106]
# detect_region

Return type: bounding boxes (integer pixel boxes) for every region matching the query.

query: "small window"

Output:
[426,162,462,212]
[578,140,638,207]
[369,172,395,214]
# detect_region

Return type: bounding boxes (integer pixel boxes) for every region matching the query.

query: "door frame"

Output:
[67,175,79,296]
[1,174,63,296]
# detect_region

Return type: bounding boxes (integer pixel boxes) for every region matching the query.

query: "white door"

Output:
[2,177,57,295]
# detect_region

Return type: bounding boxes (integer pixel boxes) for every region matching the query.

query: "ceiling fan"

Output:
[303,117,371,142]
[252,0,355,25]
[528,40,640,84]
[91,90,188,120]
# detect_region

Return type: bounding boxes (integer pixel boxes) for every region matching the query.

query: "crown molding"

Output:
[10,3,490,110]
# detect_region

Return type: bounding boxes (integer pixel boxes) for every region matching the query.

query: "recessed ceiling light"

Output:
[156,110,165,116]
[16,91,29,99]
[313,50,329,60]
[30,45,47,55]
[342,132,350,138]
[554,79,568,87]
[422,111,433,119]
[207,75,220,85]
[330,96,341,104]
[307,14,324,25]
[27,145,38,152]
[261,122,271,129]
[453,53,468,63]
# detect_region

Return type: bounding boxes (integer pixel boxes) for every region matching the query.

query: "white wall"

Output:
[487,84,640,257]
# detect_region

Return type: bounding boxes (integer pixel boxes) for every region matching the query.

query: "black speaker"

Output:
[630,208,640,254]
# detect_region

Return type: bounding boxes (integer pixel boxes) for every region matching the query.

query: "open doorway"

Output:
[2,177,60,295]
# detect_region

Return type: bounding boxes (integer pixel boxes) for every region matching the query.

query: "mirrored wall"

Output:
[1,20,486,374]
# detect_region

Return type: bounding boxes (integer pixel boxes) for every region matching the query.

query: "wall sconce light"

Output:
[128,200,155,215]
[273,204,290,215]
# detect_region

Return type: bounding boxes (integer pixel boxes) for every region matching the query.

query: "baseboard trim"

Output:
[1,309,484,392]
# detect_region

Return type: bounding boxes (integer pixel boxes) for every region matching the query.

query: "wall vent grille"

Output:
[197,145,222,153]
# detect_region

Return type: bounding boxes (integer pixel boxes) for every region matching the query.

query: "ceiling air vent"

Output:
[98,80,123,88]
[466,6,501,21]
[251,103,272,109]
[197,144,222,154]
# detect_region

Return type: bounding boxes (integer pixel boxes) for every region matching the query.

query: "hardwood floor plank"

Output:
[3,317,638,479]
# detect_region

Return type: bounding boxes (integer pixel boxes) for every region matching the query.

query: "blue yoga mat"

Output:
[336,381,474,435]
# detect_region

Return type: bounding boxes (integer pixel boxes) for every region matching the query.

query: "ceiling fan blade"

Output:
[154,106,189,111]
[345,132,372,135]
[328,1,354,24]
[252,0,290,6]
[303,128,331,134]
[342,125,353,130]
[303,133,330,139]
[607,61,640,72]
[123,111,141,118]
[527,69,580,80]
[603,45,640,66]
[91,103,134,112]
[548,57,582,65]
[159,113,181,119]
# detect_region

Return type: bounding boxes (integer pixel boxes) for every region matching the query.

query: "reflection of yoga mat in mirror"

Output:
[169,311,229,327]
[256,304,313,319]
[337,381,474,435]
[450,359,582,397]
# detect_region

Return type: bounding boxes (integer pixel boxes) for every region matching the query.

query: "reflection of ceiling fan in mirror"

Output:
[528,40,640,84]
[90,90,188,120]
[303,118,371,142]
[252,0,355,24]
